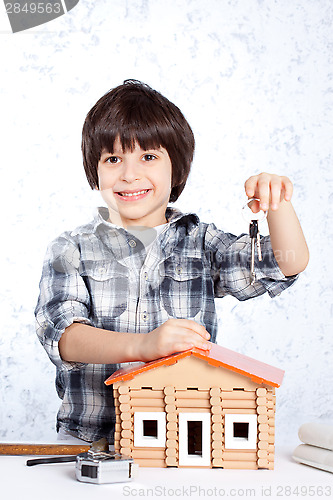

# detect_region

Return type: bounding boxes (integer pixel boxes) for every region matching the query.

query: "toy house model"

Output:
[105,342,284,469]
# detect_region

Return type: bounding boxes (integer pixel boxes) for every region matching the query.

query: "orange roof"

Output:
[105,342,284,388]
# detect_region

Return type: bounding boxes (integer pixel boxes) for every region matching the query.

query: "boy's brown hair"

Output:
[81,80,195,203]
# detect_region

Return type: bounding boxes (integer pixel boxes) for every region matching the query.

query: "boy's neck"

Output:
[107,219,168,229]
[106,208,168,229]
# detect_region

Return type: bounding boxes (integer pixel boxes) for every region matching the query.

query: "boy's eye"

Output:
[142,154,157,162]
[106,156,121,164]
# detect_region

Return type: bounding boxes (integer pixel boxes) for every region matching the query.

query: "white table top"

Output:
[1,447,331,500]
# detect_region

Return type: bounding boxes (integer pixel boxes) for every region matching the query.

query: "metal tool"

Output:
[76,449,138,484]
[249,219,262,284]
[24,438,108,467]
[19,438,138,484]
[242,198,267,285]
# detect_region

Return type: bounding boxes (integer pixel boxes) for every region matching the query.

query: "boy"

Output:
[35,80,309,443]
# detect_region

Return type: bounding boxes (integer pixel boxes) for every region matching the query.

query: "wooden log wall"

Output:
[117,385,133,457]
[164,386,178,467]
[221,389,258,470]
[113,386,121,453]
[113,382,276,470]
[266,388,276,470]
[175,389,211,468]
[256,387,276,469]
[129,386,167,467]
[210,387,223,467]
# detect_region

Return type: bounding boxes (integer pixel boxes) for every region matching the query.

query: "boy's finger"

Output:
[248,199,260,213]
[175,319,210,339]
[270,178,282,210]
[172,328,210,350]
[257,175,270,210]
[244,175,258,198]
[282,176,293,201]
[184,333,211,351]
[173,341,195,352]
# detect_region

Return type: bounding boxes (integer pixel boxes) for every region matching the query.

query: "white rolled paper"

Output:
[293,444,333,474]
[298,422,333,451]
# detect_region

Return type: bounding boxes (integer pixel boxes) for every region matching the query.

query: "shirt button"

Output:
[144,272,148,281]
[98,267,106,274]
[141,311,148,322]
[129,240,136,247]
[176,265,182,275]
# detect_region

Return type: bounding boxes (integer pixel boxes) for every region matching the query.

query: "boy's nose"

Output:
[120,160,141,182]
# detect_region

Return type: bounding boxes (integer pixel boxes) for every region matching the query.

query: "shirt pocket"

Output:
[159,257,204,318]
[79,260,129,319]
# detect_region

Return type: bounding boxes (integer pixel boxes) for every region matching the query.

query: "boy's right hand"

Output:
[137,318,211,362]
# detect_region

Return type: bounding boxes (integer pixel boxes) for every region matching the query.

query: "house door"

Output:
[178,413,211,466]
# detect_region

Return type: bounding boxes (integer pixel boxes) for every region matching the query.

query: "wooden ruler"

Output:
[0,443,90,456]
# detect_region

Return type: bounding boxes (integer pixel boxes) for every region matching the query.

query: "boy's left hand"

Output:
[244,172,293,212]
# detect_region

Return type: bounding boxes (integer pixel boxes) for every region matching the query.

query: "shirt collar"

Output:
[71,206,199,237]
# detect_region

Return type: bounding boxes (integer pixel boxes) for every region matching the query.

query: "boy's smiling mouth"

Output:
[115,189,151,201]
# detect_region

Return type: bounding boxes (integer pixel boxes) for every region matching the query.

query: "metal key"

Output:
[242,197,267,285]
[249,219,262,285]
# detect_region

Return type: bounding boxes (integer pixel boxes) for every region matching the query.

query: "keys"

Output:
[242,197,267,286]
[249,219,262,285]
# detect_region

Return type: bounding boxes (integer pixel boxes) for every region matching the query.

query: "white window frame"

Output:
[134,412,166,448]
[178,412,211,466]
[224,414,257,450]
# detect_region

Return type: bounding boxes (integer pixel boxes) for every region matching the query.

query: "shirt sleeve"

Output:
[204,222,298,300]
[34,233,93,368]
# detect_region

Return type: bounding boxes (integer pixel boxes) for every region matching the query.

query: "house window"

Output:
[143,419,158,438]
[233,422,249,439]
[187,420,203,456]
[179,413,211,466]
[134,412,166,448]
[225,414,257,450]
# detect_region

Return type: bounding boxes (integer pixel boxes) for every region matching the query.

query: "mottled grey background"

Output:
[0,0,332,446]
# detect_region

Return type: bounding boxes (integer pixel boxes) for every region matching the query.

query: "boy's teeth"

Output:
[120,190,148,197]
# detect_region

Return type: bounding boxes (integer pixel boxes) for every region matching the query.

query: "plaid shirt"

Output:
[35,206,297,442]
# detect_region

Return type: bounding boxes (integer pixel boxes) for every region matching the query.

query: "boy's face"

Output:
[97,138,172,228]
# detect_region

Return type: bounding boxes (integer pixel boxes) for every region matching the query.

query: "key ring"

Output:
[242,198,268,223]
